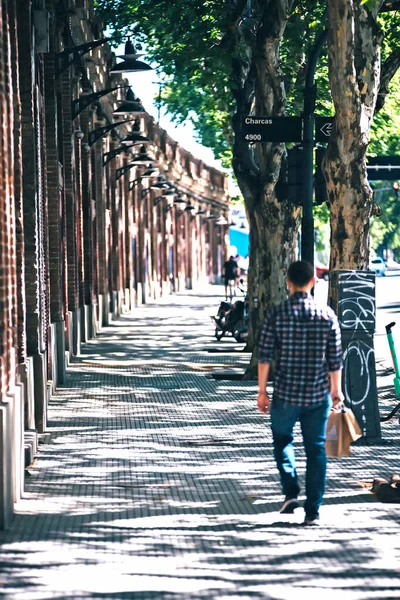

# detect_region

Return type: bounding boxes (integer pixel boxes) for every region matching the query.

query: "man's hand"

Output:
[257,391,271,414]
[329,370,344,409]
[330,389,345,409]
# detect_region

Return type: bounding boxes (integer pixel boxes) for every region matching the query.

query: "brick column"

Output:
[186,210,193,290]
[0,0,22,528]
[104,155,113,320]
[61,69,80,356]
[90,141,100,327]
[94,137,107,326]
[17,0,48,433]
[132,183,140,305]
[108,141,120,314]
[123,170,134,309]
[117,173,126,311]
[79,109,94,340]
[44,48,66,385]
[136,183,146,304]
[8,0,25,370]
[37,52,51,388]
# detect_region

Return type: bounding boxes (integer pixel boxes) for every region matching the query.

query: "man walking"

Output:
[257,260,343,526]
[223,256,239,299]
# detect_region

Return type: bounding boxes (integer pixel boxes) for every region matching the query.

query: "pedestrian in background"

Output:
[223,255,239,299]
[257,260,343,526]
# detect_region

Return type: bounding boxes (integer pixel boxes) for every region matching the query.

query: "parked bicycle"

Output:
[211,279,248,342]
[380,322,400,422]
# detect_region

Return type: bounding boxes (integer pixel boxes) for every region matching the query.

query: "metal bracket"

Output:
[88,119,133,147]
[103,145,132,167]
[71,86,130,120]
[56,38,109,78]
[116,164,136,180]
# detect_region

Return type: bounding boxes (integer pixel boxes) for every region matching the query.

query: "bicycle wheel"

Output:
[228,280,234,302]
[215,327,225,341]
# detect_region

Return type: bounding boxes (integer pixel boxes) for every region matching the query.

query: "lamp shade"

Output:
[121,118,149,145]
[110,38,152,74]
[114,88,146,116]
[149,176,169,190]
[174,194,186,205]
[140,166,159,178]
[151,180,169,190]
[131,144,155,165]
[117,39,144,61]
[121,132,149,145]
[109,60,153,74]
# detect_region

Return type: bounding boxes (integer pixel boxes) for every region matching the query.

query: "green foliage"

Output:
[370,185,400,259]
[370,70,400,155]
[361,0,379,8]
[95,0,234,165]
[314,202,330,256]
[94,0,400,245]
[369,70,400,259]
[94,1,331,166]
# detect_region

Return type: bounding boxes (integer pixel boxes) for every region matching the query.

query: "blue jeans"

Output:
[270,396,332,518]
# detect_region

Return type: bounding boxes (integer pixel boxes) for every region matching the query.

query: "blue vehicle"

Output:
[369,257,386,276]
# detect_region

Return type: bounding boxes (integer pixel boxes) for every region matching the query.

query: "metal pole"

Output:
[301,86,315,265]
[301,30,328,266]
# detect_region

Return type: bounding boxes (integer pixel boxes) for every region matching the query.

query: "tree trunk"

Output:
[244,194,299,377]
[228,0,299,377]
[324,0,384,274]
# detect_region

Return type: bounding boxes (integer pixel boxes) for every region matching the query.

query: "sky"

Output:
[125,68,224,171]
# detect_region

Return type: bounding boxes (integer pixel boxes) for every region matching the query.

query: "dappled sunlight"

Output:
[1,287,400,598]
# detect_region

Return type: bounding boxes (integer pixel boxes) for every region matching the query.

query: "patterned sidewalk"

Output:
[0,287,399,600]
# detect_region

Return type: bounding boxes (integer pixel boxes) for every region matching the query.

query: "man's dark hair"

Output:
[287,260,314,287]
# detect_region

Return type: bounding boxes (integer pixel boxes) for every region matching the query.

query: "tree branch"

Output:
[218,0,255,49]
[375,49,400,112]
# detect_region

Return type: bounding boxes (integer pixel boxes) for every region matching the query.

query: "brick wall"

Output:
[0,0,230,528]
[0,0,18,395]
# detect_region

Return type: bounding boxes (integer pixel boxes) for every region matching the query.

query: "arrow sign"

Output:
[320,122,333,137]
[315,117,334,142]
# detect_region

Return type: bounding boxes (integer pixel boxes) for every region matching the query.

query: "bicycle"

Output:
[226,278,236,302]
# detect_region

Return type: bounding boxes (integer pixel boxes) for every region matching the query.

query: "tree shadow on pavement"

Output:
[1,291,400,599]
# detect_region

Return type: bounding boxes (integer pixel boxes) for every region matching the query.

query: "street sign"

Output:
[315,117,334,142]
[242,116,302,142]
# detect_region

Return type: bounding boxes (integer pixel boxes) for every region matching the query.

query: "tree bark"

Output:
[228,0,299,377]
[324,0,384,273]
[243,194,299,377]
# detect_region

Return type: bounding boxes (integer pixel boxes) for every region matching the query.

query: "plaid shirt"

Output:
[258,292,342,405]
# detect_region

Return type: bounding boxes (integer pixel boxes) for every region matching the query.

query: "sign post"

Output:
[301,29,328,267]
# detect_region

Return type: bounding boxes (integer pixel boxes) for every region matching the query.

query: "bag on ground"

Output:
[325,408,362,458]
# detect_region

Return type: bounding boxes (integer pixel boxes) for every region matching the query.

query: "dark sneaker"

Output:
[303,515,320,526]
[279,497,299,514]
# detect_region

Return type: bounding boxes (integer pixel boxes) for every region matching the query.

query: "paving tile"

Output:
[0,287,399,600]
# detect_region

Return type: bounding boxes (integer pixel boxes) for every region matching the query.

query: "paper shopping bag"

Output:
[325,408,362,458]
[342,408,362,443]
[326,410,347,457]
